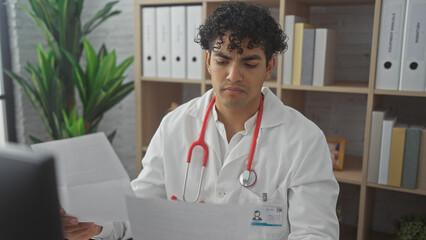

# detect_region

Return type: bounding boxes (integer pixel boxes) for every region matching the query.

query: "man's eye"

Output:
[245,63,257,68]
[216,60,227,65]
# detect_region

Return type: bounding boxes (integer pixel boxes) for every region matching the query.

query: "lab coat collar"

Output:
[185,87,287,168]
[186,87,286,130]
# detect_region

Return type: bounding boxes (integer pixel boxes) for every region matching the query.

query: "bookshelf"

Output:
[133,0,426,239]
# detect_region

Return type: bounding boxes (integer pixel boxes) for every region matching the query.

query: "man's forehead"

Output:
[212,43,265,58]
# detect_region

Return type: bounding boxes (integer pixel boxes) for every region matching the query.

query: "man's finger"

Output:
[65,224,101,240]
[63,222,94,234]
[59,207,66,216]
[62,216,79,227]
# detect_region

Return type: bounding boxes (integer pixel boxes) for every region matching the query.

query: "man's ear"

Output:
[266,56,276,78]
[205,50,211,75]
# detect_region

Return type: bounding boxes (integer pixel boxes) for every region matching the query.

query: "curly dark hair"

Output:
[196,1,287,63]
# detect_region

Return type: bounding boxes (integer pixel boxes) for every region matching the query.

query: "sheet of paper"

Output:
[126,196,253,240]
[32,132,134,222]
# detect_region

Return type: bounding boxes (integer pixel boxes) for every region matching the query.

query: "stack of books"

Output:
[367,109,426,190]
[282,15,336,87]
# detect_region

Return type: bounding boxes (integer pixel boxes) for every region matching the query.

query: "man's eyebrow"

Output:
[240,55,262,61]
[213,52,232,60]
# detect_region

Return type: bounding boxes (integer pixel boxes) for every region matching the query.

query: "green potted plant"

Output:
[5,0,133,142]
[394,214,426,240]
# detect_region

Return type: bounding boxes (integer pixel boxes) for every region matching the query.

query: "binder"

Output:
[399,0,426,92]
[300,28,315,86]
[156,6,171,78]
[282,15,306,85]
[375,0,406,90]
[171,6,187,79]
[186,5,202,80]
[313,28,336,87]
[292,23,315,86]
[142,7,157,77]
[378,115,397,185]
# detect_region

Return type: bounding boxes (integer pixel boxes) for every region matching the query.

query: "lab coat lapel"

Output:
[222,133,253,168]
[204,116,222,174]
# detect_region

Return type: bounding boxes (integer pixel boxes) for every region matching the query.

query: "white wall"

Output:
[6,0,137,179]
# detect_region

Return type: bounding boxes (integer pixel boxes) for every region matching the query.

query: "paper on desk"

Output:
[126,196,253,240]
[31,132,134,222]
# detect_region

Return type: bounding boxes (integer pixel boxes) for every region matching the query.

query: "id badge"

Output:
[251,206,283,226]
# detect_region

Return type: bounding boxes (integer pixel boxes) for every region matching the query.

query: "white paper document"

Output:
[126,196,253,240]
[31,132,134,222]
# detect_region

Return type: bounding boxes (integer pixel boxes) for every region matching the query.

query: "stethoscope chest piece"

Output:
[239,169,257,187]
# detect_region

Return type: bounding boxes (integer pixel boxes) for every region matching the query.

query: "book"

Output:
[378,115,397,185]
[416,127,426,191]
[401,124,422,189]
[367,109,387,183]
[313,28,336,87]
[388,123,408,187]
[300,29,315,86]
[292,23,315,86]
[282,15,306,85]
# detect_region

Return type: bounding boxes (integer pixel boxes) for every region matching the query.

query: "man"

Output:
[62,2,339,239]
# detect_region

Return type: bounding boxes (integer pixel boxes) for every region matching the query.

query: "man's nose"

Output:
[226,63,243,82]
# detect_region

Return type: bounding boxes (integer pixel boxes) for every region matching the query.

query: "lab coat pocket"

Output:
[240,188,288,240]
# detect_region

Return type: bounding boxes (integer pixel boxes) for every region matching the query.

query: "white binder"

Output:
[171,6,186,79]
[313,28,336,86]
[282,15,306,85]
[156,6,171,78]
[186,5,202,80]
[399,0,426,92]
[142,7,157,77]
[375,0,406,90]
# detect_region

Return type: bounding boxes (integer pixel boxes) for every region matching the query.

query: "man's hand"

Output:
[60,207,102,240]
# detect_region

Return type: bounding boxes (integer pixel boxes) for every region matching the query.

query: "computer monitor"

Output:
[0,145,64,239]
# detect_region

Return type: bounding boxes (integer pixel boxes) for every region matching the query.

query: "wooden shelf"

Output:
[334,155,362,185]
[295,0,375,5]
[367,183,426,196]
[134,0,202,5]
[282,81,369,94]
[204,79,278,88]
[141,76,202,84]
[374,89,426,97]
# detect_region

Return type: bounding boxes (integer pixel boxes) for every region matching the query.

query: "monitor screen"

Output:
[0,145,64,239]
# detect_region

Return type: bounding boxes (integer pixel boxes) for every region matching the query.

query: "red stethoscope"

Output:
[172,95,264,202]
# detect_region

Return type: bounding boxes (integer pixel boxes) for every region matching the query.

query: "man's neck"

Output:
[216,96,261,142]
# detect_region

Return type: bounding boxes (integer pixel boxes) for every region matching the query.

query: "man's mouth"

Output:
[223,87,245,95]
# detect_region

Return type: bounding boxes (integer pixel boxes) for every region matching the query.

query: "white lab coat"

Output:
[98,87,339,240]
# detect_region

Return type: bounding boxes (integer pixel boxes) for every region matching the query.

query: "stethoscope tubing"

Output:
[180,94,264,202]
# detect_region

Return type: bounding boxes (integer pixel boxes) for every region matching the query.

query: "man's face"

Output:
[206,35,275,112]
